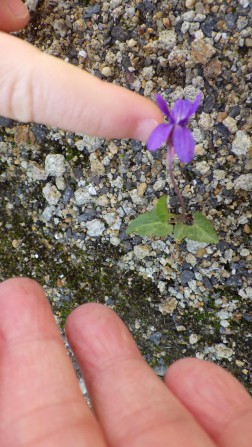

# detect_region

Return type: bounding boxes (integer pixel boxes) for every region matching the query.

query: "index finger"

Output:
[0,32,162,141]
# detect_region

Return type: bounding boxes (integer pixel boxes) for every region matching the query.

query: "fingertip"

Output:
[166,356,205,374]
[165,359,252,446]
[165,357,227,390]
[65,303,141,378]
[66,302,113,330]
[165,356,252,419]
[0,0,29,32]
[165,357,232,386]
[0,277,58,342]
[133,117,161,143]
[0,276,44,300]
[66,302,129,348]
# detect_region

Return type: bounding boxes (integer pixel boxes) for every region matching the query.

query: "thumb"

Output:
[0,32,162,141]
[0,0,29,32]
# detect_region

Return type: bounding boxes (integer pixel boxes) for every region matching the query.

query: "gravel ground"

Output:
[0,0,251,393]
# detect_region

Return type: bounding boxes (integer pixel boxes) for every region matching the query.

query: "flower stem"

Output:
[167,147,187,221]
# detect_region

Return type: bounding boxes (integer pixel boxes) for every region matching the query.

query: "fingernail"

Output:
[134,118,159,142]
[7,0,29,18]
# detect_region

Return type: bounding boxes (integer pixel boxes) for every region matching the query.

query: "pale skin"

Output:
[0,2,252,446]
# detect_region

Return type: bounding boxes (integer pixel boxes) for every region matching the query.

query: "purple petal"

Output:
[171,99,194,124]
[172,125,195,163]
[171,93,203,125]
[147,123,173,151]
[155,94,172,120]
[186,93,203,119]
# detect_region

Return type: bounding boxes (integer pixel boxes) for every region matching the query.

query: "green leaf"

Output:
[174,212,219,244]
[156,196,176,223]
[126,209,173,237]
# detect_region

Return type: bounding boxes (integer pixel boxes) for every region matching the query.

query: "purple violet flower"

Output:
[147,93,202,163]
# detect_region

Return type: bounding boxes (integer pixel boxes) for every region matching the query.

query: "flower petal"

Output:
[171,93,202,125]
[147,123,173,151]
[155,94,172,120]
[172,125,195,163]
[171,99,194,124]
[186,93,203,119]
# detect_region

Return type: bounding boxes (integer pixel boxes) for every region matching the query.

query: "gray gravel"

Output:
[0,0,251,392]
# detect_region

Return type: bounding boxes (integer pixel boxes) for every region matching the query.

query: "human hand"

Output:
[0,278,251,447]
[0,0,162,140]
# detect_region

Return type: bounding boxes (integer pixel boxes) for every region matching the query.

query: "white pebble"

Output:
[45,154,66,177]
[86,219,105,237]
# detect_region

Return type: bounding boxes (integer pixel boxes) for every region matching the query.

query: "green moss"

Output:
[0,162,7,175]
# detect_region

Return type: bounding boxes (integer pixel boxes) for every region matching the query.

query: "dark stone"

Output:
[202,277,213,289]
[15,196,21,206]
[133,235,142,244]
[217,241,231,251]
[201,16,217,37]
[0,116,15,127]
[145,186,154,196]
[131,140,143,152]
[229,105,240,118]
[197,183,206,194]
[123,159,132,170]
[31,124,47,143]
[216,122,230,138]
[149,332,162,345]
[230,261,247,275]
[73,167,83,178]
[125,180,133,190]
[74,232,85,241]
[122,241,133,252]
[62,186,74,203]
[65,228,73,238]
[135,171,142,181]
[181,270,194,285]
[164,87,173,95]
[225,13,237,31]
[225,275,242,287]
[136,2,155,13]
[105,297,115,306]
[118,231,131,241]
[111,26,129,42]
[104,36,112,46]
[175,21,183,34]
[211,277,219,286]
[154,358,167,377]
[84,4,100,18]
[91,175,102,186]
[61,294,71,302]
[182,262,192,270]
[68,49,78,60]
[244,313,252,323]
[203,94,216,112]
[77,210,96,222]
[100,186,109,194]
[121,54,131,70]
[135,152,143,165]
[168,195,179,209]
[125,70,136,85]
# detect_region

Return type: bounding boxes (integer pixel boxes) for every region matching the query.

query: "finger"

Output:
[165,358,252,447]
[66,304,216,447]
[0,278,107,447]
[0,0,29,32]
[0,32,162,141]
